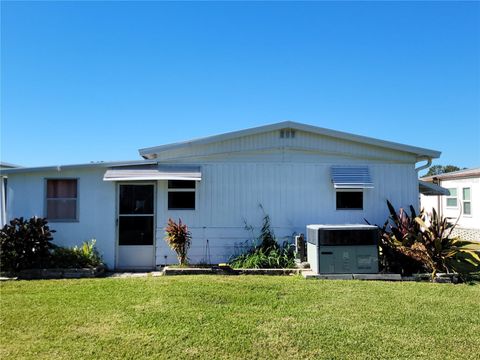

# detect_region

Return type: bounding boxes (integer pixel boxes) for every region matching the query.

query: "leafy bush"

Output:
[164,218,192,265]
[370,201,480,278]
[367,201,426,275]
[229,213,296,269]
[0,217,103,272]
[49,239,103,268]
[415,209,480,276]
[229,244,295,269]
[0,217,56,272]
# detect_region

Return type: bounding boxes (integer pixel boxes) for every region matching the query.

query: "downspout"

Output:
[433,177,441,218]
[0,176,6,227]
[415,156,432,173]
[415,156,432,211]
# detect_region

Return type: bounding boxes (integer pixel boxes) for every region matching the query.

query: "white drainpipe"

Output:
[415,157,432,212]
[415,157,432,173]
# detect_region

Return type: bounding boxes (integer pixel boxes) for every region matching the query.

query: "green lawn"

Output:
[1,276,479,359]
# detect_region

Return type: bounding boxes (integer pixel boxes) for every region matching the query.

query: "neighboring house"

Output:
[3,121,441,269]
[0,162,21,227]
[421,168,480,242]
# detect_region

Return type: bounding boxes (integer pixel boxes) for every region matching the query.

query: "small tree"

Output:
[164,218,192,266]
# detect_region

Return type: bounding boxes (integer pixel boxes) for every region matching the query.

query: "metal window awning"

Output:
[418,180,450,196]
[103,165,202,181]
[331,166,374,189]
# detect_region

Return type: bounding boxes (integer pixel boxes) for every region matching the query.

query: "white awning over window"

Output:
[331,166,374,189]
[103,165,202,182]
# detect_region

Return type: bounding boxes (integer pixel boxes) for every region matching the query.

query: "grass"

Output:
[1,276,479,359]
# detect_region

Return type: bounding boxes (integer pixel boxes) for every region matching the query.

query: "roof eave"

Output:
[421,167,480,181]
[419,180,450,196]
[1,160,158,175]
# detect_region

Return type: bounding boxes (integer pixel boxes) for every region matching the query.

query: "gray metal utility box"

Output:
[306,224,379,274]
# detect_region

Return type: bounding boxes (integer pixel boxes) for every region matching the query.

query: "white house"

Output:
[3,121,442,270]
[421,168,480,242]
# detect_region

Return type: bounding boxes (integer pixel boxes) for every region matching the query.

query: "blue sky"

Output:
[1,1,479,172]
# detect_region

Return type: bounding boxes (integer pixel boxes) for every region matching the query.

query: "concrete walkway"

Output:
[105,271,164,278]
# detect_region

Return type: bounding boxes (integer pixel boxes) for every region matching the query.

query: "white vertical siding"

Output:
[155,161,418,265]
[7,160,419,268]
[154,130,417,163]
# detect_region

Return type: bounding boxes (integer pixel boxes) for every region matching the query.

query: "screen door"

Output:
[117,184,155,269]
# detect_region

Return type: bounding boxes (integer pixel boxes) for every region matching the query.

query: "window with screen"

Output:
[168,180,195,210]
[336,191,363,210]
[46,179,78,221]
[463,187,471,215]
[446,188,457,207]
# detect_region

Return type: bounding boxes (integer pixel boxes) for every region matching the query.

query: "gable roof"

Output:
[421,167,480,182]
[138,121,441,160]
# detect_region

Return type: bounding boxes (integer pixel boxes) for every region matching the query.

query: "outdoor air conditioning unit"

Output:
[306,224,379,274]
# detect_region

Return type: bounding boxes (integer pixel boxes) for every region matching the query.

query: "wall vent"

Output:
[280,128,296,139]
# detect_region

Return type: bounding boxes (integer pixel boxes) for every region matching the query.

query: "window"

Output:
[168,180,195,210]
[446,188,457,207]
[463,187,471,215]
[336,191,363,210]
[46,179,78,221]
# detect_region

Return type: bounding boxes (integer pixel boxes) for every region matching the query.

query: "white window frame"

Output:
[335,189,364,211]
[446,188,458,208]
[44,178,79,222]
[167,180,196,210]
[462,187,472,216]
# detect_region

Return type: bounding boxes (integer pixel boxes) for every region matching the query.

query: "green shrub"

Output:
[50,239,103,268]
[229,213,296,269]
[229,244,296,269]
[415,209,480,277]
[370,201,480,278]
[0,217,102,272]
[0,217,56,272]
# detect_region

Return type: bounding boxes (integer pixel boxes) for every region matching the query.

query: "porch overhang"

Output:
[331,166,374,189]
[103,165,201,181]
[418,180,450,196]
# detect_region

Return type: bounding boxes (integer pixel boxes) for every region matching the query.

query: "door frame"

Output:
[115,181,157,270]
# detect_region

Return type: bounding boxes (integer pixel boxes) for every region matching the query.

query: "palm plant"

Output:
[164,218,192,266]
